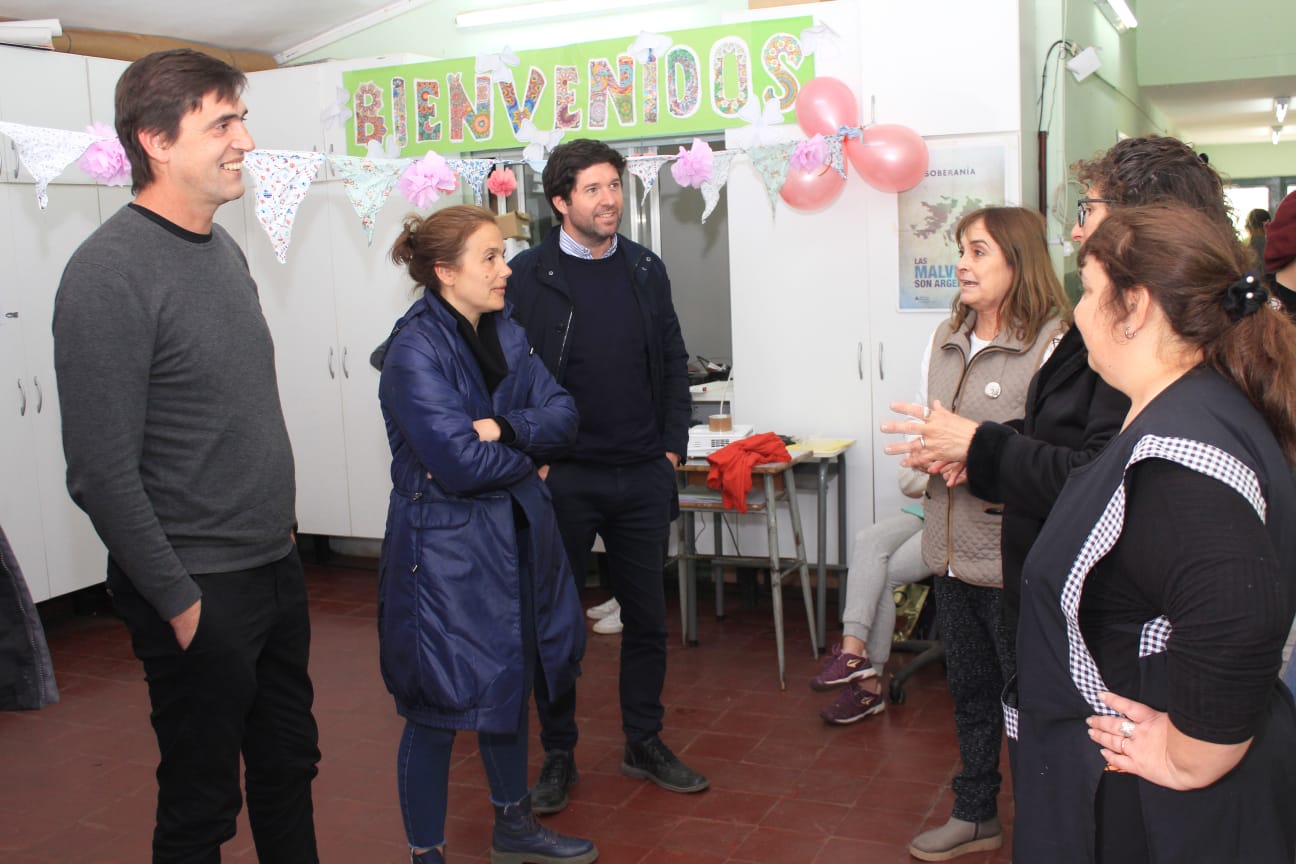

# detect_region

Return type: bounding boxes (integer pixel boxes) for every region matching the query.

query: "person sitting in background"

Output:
[1246,206,1270,270]
[1013,204,1296,863]
[811,468,927,725]
[376,205,595,864]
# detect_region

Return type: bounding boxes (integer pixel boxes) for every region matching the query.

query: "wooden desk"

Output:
[674,450,819,689]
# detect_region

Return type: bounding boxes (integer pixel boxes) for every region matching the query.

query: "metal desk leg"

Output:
[837,451,849,624]
[815,458,829,651]
[713,513,724,620]
[762,473,787,690]
[783,466,819,663]
[686,510,699,645]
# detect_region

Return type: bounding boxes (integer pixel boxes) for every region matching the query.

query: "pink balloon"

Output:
[780,163,847,212]
[845,124,929,193]
[795,77,859,138]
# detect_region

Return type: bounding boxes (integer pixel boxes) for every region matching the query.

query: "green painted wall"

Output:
[1137,0,1296,85]
[1203,141,1296,181]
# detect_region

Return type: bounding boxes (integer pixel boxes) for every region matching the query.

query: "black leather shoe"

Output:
[531,749,577,814]
[621,735,710,793]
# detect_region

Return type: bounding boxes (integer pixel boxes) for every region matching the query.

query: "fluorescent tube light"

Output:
[0,24,54,49]
[1094,0,1138,32]
[1276,98,1289,125]
[1273,125,1283,146]
[457,0,685,29]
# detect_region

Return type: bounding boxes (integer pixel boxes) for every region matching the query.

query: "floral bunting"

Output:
[627,154,674,205]
[244,149,325,263]
[746,142,799,213]
[700,151,737,224]
[0,116,894,261]
[0,121,100,209]
[448,158,494,205]
[328,155,408,244]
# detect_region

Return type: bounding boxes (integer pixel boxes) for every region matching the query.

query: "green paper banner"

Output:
[342,16,815,156]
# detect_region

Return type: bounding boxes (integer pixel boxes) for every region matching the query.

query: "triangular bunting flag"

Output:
[0,121,99,209]
[328,155,408,245]
[746,142,798,213]
[244,149,325,263]
[701,151,737,224]
[627,154,674,206]
[448,159,494,206]
[826,134,847,179]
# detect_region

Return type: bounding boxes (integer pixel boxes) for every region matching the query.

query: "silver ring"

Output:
[1119,737,1127,754]
[918,435,926,449]
[1119,720,1135,738]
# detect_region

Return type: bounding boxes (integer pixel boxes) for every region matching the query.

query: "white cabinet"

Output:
[0,47,95,187]
[0,183,108,601]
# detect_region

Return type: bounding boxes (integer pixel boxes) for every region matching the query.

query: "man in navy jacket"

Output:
[507,138,707,813]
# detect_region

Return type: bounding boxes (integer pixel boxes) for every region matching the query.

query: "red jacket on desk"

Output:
[705,432,791,512]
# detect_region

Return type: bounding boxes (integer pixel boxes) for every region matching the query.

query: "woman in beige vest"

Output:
[892,207,1067,861]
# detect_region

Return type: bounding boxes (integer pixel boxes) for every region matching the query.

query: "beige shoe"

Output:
[908,815,1002,861]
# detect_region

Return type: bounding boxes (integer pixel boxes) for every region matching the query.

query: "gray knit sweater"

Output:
[53,204,296,621]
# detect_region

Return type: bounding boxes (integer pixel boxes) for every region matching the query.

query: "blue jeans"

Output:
[397,718,531,849]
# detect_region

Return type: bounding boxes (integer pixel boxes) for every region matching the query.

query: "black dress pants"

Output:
[108,549,320,864]
[535,458,674,750]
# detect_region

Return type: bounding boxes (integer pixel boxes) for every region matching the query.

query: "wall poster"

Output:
[897,133,1018,310]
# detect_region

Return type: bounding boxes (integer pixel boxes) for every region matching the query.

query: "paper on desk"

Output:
[788,437,855,457]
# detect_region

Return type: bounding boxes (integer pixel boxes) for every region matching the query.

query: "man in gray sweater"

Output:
[53,49,320,864]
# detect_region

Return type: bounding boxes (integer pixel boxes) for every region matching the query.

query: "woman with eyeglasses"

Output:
[1015,204,1296,863]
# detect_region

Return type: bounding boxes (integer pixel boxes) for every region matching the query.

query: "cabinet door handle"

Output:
[857,342,864,380]
[328,347,336,379]
[342,346,350,378]
[877,343,885,381]
[33,375,42,414]
[3,311,17,319]
[17,379,26,416]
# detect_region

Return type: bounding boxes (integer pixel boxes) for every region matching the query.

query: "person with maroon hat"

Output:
[1265,190,1296,319]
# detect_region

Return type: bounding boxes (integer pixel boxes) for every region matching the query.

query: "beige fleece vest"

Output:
[921,313,1064,586]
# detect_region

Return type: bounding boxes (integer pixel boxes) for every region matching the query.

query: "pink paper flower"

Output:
[791,135,829,173]
[398,152,458,209]
[670,138,713,189]
[78,122,131,186]
[487,166,518,198]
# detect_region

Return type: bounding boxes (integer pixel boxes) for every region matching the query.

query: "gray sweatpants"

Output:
[839,512,927,674]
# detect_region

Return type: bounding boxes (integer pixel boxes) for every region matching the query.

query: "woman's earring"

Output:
[1123,326,1137,339]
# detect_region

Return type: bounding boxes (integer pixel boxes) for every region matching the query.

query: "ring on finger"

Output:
[1119,737,1127,754]
[918,435,926,449]
[1119,720,1135,738]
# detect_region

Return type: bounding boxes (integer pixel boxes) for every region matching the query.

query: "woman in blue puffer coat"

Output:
[378,205,597,864]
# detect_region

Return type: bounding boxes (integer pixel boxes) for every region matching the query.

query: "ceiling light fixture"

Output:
[457,0,687,29]
[1273,125,1283,146]
[1093,0,1138,32]
[1276,97,1290,125]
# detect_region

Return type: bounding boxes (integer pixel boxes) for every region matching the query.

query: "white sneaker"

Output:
[592,609,623,634]
[586,597,620,621]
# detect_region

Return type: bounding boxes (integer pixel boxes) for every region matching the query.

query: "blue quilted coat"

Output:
[377,293,583,732]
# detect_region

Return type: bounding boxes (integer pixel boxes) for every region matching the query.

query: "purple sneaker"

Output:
[809,643,877,691]
[820,680,886,725]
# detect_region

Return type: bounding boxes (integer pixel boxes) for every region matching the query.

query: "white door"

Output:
[245,185,353,536]
[0,184,49,600]
[16,185,108,597]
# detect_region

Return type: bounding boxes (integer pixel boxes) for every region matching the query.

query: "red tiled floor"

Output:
[4,557,1015,863]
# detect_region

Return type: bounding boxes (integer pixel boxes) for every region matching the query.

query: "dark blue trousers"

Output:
[108,549,320,864]
[535,458,675,749]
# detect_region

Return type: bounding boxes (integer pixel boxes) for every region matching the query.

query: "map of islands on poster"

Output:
[897,139,1009,310]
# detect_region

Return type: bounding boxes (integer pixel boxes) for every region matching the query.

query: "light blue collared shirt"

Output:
[558,226,618,260]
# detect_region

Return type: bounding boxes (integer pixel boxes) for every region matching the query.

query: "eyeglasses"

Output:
[1077,197,1115,228]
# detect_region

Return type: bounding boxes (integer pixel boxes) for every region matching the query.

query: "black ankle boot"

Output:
[491,794,598,864]
[411,846,445,863]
